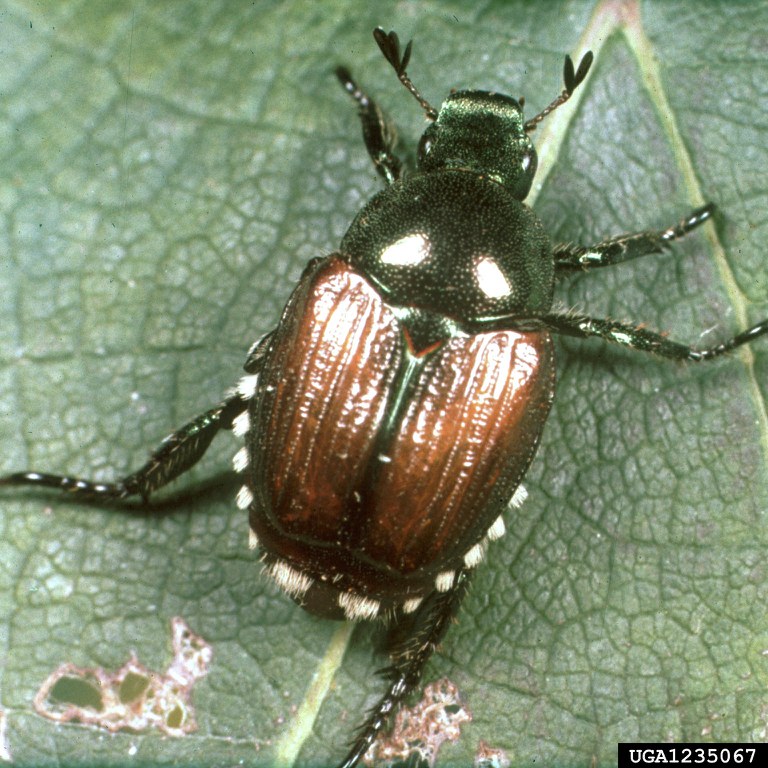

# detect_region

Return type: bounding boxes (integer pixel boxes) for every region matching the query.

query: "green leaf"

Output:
[1,1,767,767]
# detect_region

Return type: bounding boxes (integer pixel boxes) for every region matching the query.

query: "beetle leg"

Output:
[0,393,248,502]
[554,204,715,274]
[335,66,403,185]
[541,312,768,361]
[337,569,472,768]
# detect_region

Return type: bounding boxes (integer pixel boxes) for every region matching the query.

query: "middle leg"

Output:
[540,310,768,362]
[554,204,715,274]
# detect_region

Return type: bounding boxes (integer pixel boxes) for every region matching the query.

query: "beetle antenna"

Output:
[524,50,593,133]
[373,27,438,120]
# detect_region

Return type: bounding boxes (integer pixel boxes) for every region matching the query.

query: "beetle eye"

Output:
[418,134,432,162]
[521,152,532,172]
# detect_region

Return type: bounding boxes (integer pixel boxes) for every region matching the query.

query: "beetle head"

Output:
[372,28,593,201]
[417,91,537,200]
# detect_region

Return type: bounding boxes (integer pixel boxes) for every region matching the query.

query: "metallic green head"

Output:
[417,90,537,199]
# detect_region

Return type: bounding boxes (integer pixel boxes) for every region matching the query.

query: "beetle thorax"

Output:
[341,170,554,330]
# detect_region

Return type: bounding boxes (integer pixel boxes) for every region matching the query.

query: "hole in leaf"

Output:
[118,671,150,704]
[49,675,104,711]
[165,704,185,730]
[34,617,212,736]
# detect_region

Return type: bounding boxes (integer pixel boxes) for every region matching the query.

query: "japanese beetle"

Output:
[3,26,768,768]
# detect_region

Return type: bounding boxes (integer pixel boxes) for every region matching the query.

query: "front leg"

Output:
[554,204,714,274]
[335,66,403,185]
